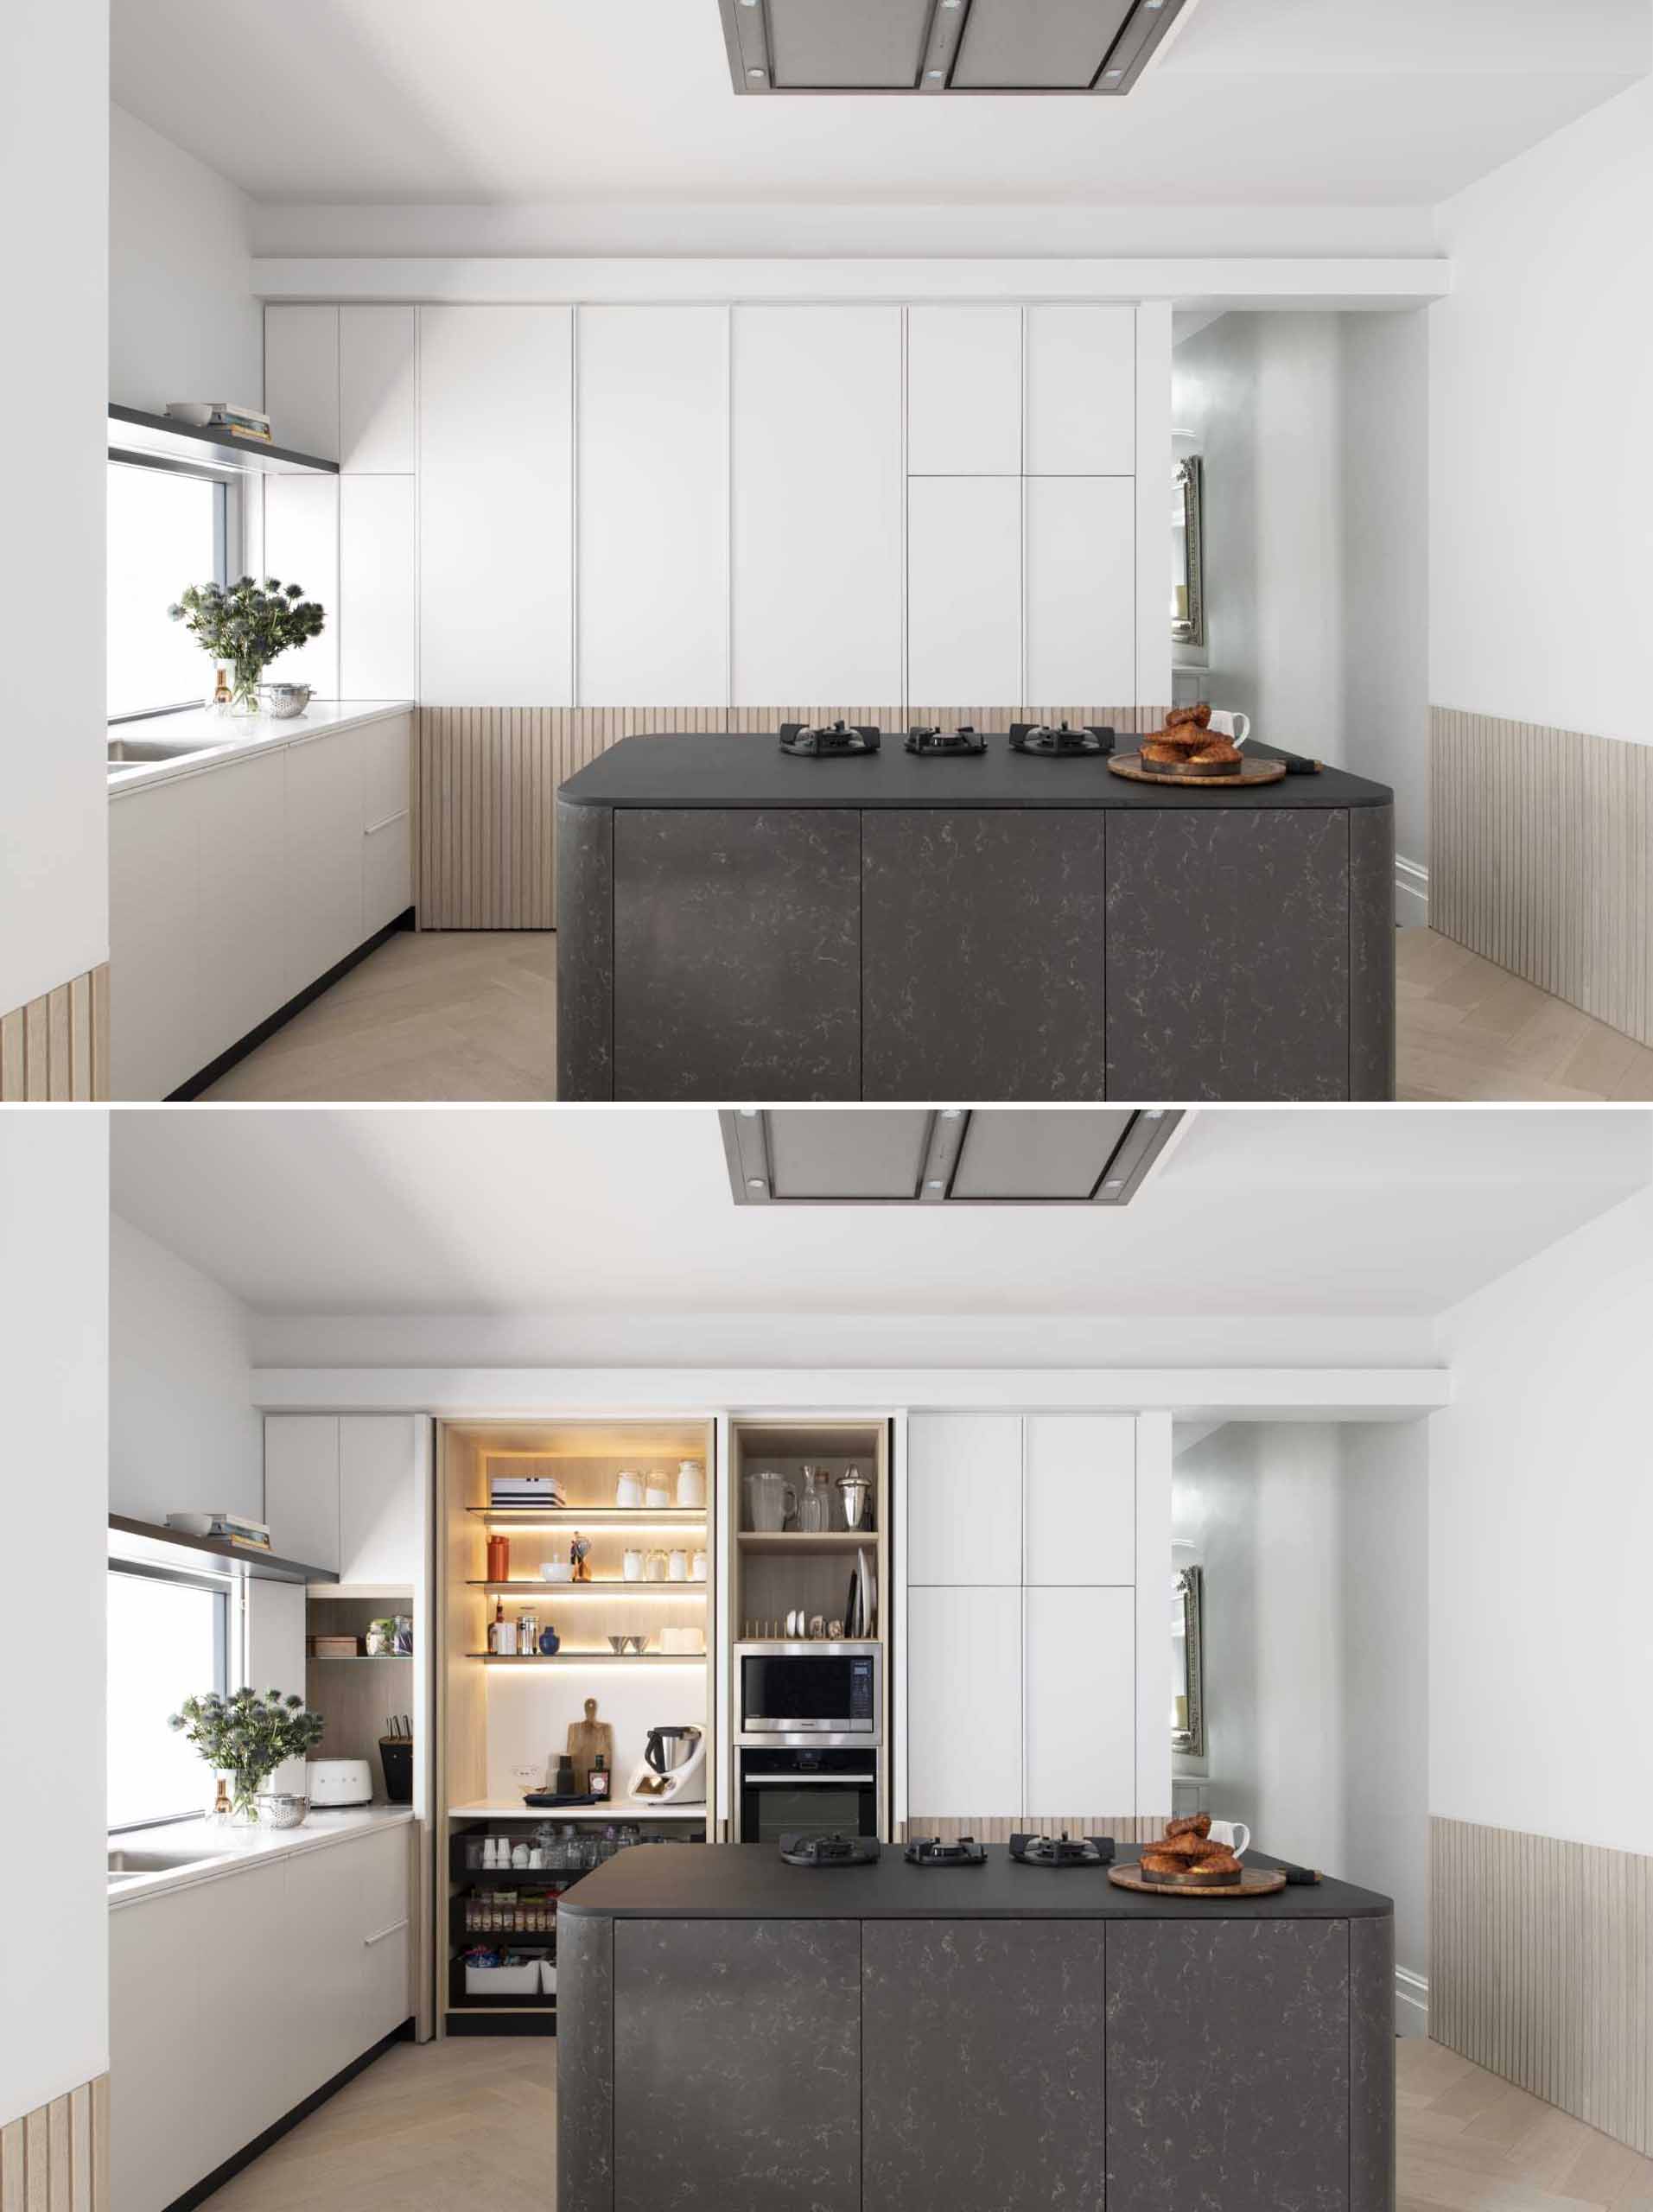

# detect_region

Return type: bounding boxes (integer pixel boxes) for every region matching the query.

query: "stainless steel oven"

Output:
[735,1642,881,1744]
[738,1746,880,1843]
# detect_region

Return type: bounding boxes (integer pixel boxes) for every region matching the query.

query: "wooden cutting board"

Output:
[1108,753,1287,789]
[567,1698,614,1786]
[1108,1863,1287,1899]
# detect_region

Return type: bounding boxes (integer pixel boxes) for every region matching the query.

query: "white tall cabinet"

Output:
[905,1412,1148,1825]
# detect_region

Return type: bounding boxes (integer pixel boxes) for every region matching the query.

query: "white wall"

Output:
[1431,1177,1653,1856]
[0,0,108,1018]
[1173,309,1431,874]
[110,1212,263,1525]
[110,104,262,414]
[1429,70,1653,745]
[1173,1419,1429,2000]
[0,1115,109,2125]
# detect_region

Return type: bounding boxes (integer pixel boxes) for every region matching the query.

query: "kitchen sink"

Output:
[107,1844,225,1878]
[107,733,227,767]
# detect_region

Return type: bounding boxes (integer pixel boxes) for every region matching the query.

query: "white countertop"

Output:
[108,1805,415,1910]
[449,1799,708,1822]
[108,699,413,797]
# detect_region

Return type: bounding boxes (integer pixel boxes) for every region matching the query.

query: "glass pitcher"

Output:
[744,1469,796,1533]
[798,1466,825,1534]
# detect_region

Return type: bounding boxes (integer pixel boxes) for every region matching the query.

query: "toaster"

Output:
[308,1758,374,1807]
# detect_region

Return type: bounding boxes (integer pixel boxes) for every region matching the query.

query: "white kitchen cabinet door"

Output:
[906,305,1021,475]
[264,303,340,461]
[907,1586,1023,1820]
[109,779,200,1101]
[283,730,364,995]
[191,1861,294,2178]
[353,1823,415,2047]
[110,1886,205,2212]
[195,748,287,1070]
[906,1414,1023,1586]
[340,474,416,699]
[1024,305,1136,476]
[263,475,340,696]
[1023,476,1136,705]
[340,1415,420,1586]
[285,1838,367,2095]
[1024,1586,1136,1816]
[577,305,728,707]
[418,304,573,705]
[360,713,413,933]
[340,304,416,473]
[1024,1414,1135,1587]
[907,476,1021,705]
[730,304,903,704]
[363,818,412,938]
[264,1414,340,1572]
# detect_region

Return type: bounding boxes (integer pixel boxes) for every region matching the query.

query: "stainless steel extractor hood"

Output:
[720,1109,1184,1205]
[716,0,1193,96]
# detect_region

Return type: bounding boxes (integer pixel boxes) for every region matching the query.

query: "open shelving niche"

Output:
[727,1417,893,1839]
[436,1418,716,2037]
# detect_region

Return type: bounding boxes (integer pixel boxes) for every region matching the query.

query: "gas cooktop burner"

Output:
[905,724,988,757]
[779,720,882,759]
[1008,1831,1116,1868]
[1008,722,1115,758]
[903,1835,989,1867]
[779,1831,881,1867]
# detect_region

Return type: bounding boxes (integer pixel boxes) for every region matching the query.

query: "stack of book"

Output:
[488,1471,567,1509]
[164,401,273,443]
[165,1510,272,1550]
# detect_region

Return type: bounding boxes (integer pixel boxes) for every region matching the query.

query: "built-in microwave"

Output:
[735,1642,881,1745]
[738,1745,880,1844]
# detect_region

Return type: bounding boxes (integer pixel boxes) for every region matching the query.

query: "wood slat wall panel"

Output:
[415,706,1167,929]
[1432,708,1653,1047]
[0,2079,108,2212]
[905,1814,1169,1846]
[0,963,110,1100]
[1430,1815,1652,2158]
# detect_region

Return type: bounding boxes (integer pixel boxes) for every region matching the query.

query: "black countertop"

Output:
[560,1844,1393,1923]
[557,734,1394,812]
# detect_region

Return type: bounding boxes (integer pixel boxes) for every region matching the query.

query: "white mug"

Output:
[667,1549,689,1581]
[1208,1819,1250,1858]
[1207,709,1251,749]
[622,1548,644,1582]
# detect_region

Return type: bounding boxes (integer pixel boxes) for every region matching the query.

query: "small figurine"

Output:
[570,1530,593,1581]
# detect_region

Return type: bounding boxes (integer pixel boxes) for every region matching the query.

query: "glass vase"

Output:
[229,1769,270,1825]
[229,660,266,716]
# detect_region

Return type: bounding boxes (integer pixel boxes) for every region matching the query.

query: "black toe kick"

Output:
[556,803,1396,1103]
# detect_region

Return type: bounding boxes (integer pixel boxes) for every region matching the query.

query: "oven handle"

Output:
[744,1774,878,1786]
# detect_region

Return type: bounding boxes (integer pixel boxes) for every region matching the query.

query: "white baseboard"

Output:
[1396,1965,1430,2038]
[1395,854,1430,929]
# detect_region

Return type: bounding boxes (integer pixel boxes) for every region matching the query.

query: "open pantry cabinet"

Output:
[436,1416,718,2037]
[726,1416,893,1837]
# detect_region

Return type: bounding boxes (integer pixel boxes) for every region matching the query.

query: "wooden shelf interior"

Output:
[303,1592,414,1790]
[730,1421,886,1640]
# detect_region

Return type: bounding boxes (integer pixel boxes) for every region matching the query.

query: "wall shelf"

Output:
[467,1651,707,1664]
[110,1513,338,1586]
[109,404,339,478]
[736,1530,874,1554]
[468,1580,706,1592]
[471,1506,706,1528]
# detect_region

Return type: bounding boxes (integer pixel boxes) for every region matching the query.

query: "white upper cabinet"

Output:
[338,1415,420,1587]
[418,304,573,706]
[907,1585,1023,1819]
[907,475,1021,705]
[340,475,416,698]
[1023,1415,1135,1586]
[1024,1586,1136,1815]
[264,1414,341,1573]
[262,476,340,696]
[906,1414,1023,1585]
[264,304,340,461]
[907,306,1021,475]
[1024,305,1136,475]
[577,305,728,708]
[340,304,416,474]
[731,304,903,704]
[1023,475,1137,705]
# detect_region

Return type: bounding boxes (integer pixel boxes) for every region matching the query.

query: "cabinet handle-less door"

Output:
[907,1586,1022,1821]
[264,1414,340,1572]
[1024,1414,1135,1586]
[906,1415,1022,1586]
[1024,1586,1135,1818]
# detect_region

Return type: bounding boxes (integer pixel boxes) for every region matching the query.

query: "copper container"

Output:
[486,1535,511,1582]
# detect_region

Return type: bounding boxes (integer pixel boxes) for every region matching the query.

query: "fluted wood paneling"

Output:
[905,1813,1169,1846]
[1432,708,1653,1047]
[0,963,109,1100]
[0,2075,108,2212]
[1431,1815,1652,2157]
[416,706,1167,930]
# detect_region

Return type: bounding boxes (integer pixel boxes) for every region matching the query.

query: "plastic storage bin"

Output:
[464,1950,549,1996]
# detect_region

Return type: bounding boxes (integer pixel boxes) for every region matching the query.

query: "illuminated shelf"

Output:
[468,1580,706,1593]
[468,1651,706,1664]
[470,1506,705,1528]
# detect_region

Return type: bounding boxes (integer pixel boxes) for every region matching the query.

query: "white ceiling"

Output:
[110,0,1648,211]
[109,1108,1650,1325]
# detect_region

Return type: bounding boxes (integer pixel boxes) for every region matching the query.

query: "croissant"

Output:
[1166,1814,1211,1840]
[1165,703,1212,730]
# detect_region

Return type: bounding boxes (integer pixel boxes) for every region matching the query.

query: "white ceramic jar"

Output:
[615,1470,645,1510]
[676,1459,706,1508]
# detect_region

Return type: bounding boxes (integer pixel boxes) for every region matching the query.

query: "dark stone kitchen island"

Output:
[557,1842,1396,2212]
[556,733,1395,1102]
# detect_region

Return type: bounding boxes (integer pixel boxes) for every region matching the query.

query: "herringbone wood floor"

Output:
[194,2031,1653,2209]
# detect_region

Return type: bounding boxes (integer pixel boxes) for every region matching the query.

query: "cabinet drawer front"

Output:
[613,809,861,1101]
[364,813,412,939]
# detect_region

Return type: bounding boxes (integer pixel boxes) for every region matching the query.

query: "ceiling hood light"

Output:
[721,1109,1185,1206]
[747,66,766,78]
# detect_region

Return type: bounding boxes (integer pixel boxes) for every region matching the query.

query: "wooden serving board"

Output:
[1109,1863,1288,1900]
[1108,752,1287,789]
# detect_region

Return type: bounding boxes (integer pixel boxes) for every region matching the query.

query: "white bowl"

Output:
[540,1560,573,1582]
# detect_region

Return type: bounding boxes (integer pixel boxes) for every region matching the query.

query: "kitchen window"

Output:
[107,458,232,721]
[107,1566,232,1830]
